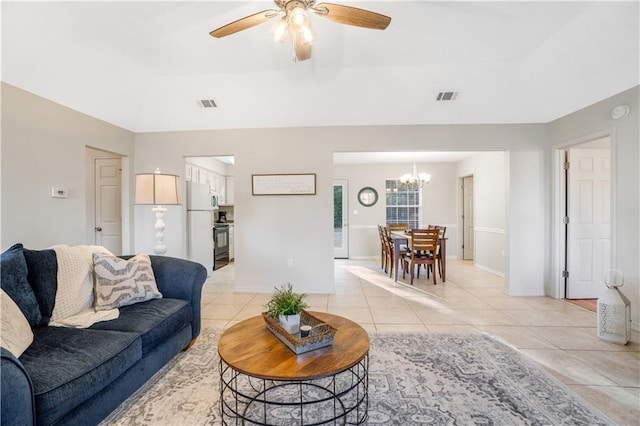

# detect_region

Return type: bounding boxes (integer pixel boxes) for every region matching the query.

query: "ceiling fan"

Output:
[209,0,391,61]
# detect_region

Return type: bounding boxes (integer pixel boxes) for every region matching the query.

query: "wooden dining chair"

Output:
[428,225,447,278]
[388,223,410,255]
[382,226,395,277]
[377,225,387,270]
[388,223,409,232]
[401,228,439,285]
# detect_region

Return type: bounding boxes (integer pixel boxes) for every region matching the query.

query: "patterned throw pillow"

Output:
[93,253,162,311]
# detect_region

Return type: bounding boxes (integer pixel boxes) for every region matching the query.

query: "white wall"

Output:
[457,152,507,276]
[134,124,548,294]
[133,129,335,294]
[1,82,554,297]
[4,80,635,316]
[549,85,639,328]
[1,83,134,250]
[505,151,547,296]
[333,161,459,259]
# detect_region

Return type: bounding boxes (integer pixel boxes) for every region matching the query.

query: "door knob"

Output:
[95,226,103,232]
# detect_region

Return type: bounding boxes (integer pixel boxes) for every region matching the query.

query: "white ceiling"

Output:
[2,1,638,133]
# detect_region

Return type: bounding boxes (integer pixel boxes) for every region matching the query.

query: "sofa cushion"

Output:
[1,289,34,357]
[0,243,42,327]
[90,298,191,355]
[23,248,58,326]
[93,252,162,311]
[19,327,141,425]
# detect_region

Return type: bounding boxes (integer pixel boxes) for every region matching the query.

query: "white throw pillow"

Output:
[1,289,34,358]
[93,252,162,311]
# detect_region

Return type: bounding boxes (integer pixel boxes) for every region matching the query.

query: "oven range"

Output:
[213,224,230,270]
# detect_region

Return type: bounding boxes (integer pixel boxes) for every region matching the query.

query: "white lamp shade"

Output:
[135,173,181,205]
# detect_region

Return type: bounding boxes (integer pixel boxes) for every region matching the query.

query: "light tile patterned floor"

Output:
[201,258,640,425]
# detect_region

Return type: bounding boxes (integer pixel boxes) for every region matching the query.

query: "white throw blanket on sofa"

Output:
[49,245,119,328]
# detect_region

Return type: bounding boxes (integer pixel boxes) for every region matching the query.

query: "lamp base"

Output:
[153,205,168,255]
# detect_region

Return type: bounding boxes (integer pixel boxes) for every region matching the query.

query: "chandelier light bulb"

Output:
[399,174,413,183]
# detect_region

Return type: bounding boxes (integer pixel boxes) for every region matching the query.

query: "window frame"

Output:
[385,179,422,229]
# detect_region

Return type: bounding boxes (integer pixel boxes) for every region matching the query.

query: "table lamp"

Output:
[135,168,181,255]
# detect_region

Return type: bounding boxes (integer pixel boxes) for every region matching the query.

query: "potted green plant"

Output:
[265,283,309,334]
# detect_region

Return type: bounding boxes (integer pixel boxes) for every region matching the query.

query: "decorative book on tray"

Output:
[262,310,337,354]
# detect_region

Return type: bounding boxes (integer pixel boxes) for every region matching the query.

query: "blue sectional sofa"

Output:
[1,244,207,426]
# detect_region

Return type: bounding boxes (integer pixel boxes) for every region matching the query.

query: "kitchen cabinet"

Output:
[226,176,234,205]
[216,174,226,204]
[186,162,229,204]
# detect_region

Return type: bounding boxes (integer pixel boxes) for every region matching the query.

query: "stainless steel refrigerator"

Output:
[187,182,216,273]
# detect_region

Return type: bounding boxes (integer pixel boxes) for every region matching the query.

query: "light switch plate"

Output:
[51,187,68,198]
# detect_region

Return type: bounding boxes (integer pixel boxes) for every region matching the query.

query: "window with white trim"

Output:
[385,179,421,229]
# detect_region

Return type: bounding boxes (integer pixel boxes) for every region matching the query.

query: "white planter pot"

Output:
[279,314,301,334]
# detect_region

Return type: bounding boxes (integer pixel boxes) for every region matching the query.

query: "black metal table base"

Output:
[220,354,369,425]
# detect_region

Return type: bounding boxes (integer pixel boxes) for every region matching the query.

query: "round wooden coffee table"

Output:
[218,312,370,425]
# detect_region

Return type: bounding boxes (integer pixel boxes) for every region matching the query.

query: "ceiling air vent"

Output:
[436,91,460,102]
[199,99,218,108]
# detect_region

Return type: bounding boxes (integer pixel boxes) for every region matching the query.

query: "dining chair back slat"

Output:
[388,223,409,232]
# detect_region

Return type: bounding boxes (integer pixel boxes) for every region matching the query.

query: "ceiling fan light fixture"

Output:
[210,0,392,62]
[271,17,289,42]
[289,5,308,28]
[300,24,315,43]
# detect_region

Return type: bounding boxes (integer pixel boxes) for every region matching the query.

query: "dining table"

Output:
[389,231,447,283]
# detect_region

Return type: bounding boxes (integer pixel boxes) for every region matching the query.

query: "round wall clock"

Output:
[357,187,378,207]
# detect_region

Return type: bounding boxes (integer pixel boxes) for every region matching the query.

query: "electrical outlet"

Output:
[287,258,293,267]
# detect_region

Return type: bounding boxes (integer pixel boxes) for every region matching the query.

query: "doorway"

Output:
[563,137,612,299]
[185,155,235,271]
[462,175,475,260]
[87,149,123,255]
[334,179,348,258]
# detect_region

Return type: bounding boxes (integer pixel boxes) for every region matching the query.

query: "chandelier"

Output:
[399,155,431,188]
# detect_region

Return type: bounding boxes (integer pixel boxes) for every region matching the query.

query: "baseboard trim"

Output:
[474,263,505,278]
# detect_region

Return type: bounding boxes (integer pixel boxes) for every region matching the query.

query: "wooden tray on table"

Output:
[262,310,337,354]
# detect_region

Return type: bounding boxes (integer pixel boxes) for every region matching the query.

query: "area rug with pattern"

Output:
[101,328,612,425]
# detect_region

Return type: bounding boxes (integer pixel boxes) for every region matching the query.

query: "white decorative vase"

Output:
[279,314,301,334]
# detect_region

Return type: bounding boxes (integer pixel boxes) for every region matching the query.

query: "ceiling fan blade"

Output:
[210,10,277,38]
[313,3,391,30]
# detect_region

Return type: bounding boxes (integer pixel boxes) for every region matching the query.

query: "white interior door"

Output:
[334,180,348,258]
[95,158,122,255]
[567,148,611,298]
[463,175,475,260]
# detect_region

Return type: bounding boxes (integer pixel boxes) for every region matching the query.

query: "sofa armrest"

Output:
[148,256,207,340]
[1,347,36,426]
